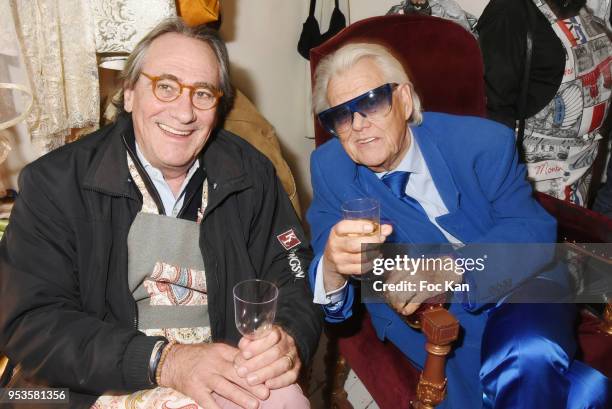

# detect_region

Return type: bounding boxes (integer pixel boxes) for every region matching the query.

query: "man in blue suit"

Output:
[307,43,609,408]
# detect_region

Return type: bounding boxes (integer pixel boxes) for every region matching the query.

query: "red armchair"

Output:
[309,14,612,409]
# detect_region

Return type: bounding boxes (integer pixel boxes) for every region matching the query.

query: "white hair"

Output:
[312,43,423,125]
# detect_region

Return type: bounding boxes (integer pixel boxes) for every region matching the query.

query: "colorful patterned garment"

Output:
[523,0,611,206]
[93,387,204,409]
[93,154,211,408]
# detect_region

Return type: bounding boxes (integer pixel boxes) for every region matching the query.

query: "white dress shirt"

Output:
[135,143,200,217]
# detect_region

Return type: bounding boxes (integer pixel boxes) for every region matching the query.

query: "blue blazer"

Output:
[307,112,557,334]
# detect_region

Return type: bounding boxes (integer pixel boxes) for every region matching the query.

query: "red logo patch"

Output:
[277,229,301,250]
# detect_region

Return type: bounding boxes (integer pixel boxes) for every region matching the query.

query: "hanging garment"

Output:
[90,0,177,69]
[9,0,100,154]
[387,0,478,34]
[523,0,612,206]
[297,0,346,60]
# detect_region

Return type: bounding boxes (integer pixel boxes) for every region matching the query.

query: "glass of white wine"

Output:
[341,198,381,280]
[233,279,278,340]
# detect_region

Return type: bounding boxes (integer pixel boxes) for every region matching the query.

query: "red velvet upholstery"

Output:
[535,191,612,243]
[579,312,612,377]
[309,13,611,409]
[310,14,486,147]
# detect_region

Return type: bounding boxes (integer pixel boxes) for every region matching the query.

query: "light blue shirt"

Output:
[135,143,200,217]
[313,129,462,305]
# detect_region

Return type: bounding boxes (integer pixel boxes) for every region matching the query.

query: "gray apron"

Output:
[126,153,211,344]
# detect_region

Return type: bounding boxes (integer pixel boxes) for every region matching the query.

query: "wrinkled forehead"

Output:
[142,32,220,84]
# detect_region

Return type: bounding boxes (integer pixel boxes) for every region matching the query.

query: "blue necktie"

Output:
[381,170,449,244]
[381,171,428,218]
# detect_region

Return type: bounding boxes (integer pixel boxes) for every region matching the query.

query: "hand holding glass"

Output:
[341,198,381,279]
[233,279,278,340]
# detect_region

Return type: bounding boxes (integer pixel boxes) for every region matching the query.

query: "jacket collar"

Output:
[200,128,252,215]
[201,130,248,187]
[411,124,460,212]
[82,114,139,200]
[412,121,469,241]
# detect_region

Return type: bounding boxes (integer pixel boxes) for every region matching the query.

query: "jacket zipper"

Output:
[122,135,166,215]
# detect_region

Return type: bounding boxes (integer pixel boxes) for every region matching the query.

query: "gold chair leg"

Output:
[0,355,8,380]
[331,355,353,409]
[325,334,353,409]
[412,308,459,409]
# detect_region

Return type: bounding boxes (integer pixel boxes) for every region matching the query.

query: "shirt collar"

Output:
[135,142,200,185]
[376,127,425,178]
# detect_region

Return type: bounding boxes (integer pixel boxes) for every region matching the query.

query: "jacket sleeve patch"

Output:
[276,228,302,250]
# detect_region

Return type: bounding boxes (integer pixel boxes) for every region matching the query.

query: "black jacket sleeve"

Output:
[246,160,323,365]
[0,165,160,395]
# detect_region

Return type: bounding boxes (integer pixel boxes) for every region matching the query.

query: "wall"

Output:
[219,0,315,214]
[1,0,489,215]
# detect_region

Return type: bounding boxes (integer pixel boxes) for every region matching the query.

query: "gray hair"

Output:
[113,17,234,118]
[312,43,423,125]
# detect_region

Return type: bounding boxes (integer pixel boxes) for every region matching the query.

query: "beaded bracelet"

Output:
[155,340,176,386]
[148,340,167,385]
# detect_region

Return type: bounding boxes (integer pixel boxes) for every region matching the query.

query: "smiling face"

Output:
[326,58,413,172]
[123,32,220,179]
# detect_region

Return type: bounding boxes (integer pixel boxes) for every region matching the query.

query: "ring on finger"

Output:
[284,354,295,369]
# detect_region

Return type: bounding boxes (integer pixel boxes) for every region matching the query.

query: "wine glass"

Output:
[341,198,381,280]
[233,279,279,340]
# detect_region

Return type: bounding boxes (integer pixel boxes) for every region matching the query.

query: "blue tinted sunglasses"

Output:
[318,83,398,136]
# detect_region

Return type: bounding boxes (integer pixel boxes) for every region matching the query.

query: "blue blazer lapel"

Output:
[412,126,474,242]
